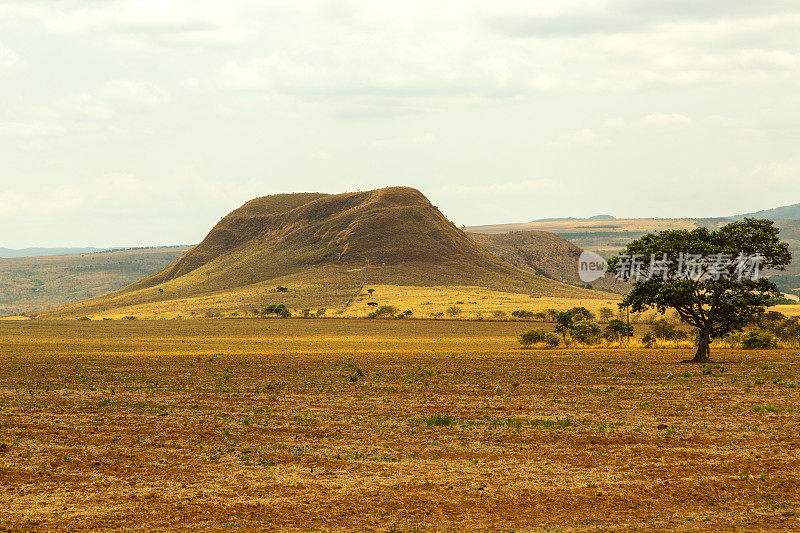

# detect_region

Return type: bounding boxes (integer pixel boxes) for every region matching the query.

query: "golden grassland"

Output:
[1,319,799,531]
[34,273,620,320]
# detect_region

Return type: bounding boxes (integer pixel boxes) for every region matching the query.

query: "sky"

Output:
[1,0,799,247]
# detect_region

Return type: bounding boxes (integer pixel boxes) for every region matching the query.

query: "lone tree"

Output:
[608,219,790,363]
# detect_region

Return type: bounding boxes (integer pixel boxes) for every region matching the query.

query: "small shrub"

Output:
[446,306,462,317]
[373,305,398,318]
[425,414,455,427]
[519,329,546,347]
[492,310,506,319]
[571,321,602,345]
[641,332,656,348]
[543,332,560,347]
[741,329,780,349]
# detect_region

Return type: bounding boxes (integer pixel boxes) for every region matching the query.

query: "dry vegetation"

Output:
[0,247,189,317]
[1,319,799,531]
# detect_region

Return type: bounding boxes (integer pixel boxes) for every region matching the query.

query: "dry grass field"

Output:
[2,319,800,531]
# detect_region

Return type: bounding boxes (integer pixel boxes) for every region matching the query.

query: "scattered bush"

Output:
[741,329,780,349]
[369,305,398,318]
[425,414,455,427]
[492,310,507,319]
[651,318,676,340]
[511,310,536,319]
[571,321,602,345]
[641,332,656,348]
[519,329,546,347]
[276,286,288,292]
[446,306,462,317]
[568,306,595,321]
[519,329,561,348]
[543,332,560,347]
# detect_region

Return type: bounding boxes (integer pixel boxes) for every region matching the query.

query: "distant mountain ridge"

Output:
[0,247,110,258]
[730,202,800,221]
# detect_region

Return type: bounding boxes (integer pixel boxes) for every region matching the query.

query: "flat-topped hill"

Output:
[40,187,611,318]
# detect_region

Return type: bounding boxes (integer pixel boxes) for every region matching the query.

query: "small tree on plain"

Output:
[608,218,791,362]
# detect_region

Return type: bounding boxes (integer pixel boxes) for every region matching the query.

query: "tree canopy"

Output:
[608,218,791,362]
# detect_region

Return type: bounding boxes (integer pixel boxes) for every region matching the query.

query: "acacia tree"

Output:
[608,219,790,363]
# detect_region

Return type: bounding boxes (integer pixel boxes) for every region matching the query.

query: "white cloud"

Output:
[100,80,168,108]
[216,57,278,91]
[0,41,20,70]
[38,0,249,50]
[62,93,115,120]
[0,121,65,139]
[0,184,83,219]
[564,128,609,145]
[639,113,692,127]
[371,133,437,147]
[445,179,564,195]
[737,48,797,70]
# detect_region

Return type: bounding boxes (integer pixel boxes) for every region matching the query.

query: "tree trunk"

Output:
[684,330,711,363]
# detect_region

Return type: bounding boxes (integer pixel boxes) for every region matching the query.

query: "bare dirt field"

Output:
[1,319,799,531]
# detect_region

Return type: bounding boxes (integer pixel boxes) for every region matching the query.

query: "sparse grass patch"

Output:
[425,414,456,427]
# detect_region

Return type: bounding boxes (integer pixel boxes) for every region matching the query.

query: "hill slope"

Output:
[731,202,800,221]
[1,247,190,317]
[468,217,800,296]
[42,187,607,318]
[469,231,627,293]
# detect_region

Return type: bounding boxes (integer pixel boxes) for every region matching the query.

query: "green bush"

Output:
[571,321,602,345]
[519,328,546,347]
[511,310,535,319]
[371,305,398,318]
[741,329,780,349]
[446,306,462,317]
[641,332,655,348]
[425,414,455,427]
[543,332,560,347]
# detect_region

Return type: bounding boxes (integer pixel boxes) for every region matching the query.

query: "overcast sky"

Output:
[2,0,800,247]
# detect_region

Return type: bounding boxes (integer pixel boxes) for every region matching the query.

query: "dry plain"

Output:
[1,318,799,531]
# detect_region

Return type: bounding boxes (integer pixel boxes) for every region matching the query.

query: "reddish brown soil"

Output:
[0,319,798,531]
